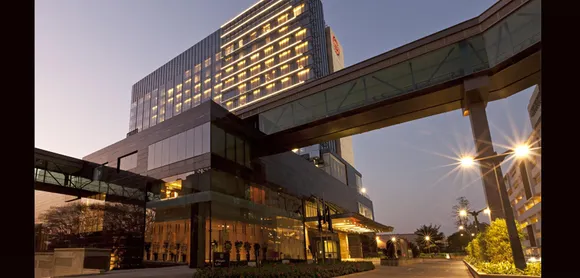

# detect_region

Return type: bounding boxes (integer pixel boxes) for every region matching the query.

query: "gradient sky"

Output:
[35,0,536,236]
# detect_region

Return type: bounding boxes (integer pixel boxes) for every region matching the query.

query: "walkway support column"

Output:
[462,76,505,220]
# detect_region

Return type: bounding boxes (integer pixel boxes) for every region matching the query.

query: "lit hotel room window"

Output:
[194,64,201,73]
[262,24,270,34]
[297,56,309,68]
[293,4,305,16]
[251,78,260,89]
[281,77,291,88]
[265,58,274,69]
[298,68,310,82]
[295,42,308,55]
[250,65,261,76]
[295,29,307,41]
[278,13,288,24]
[264,46,273,56]
[239,95,247,106]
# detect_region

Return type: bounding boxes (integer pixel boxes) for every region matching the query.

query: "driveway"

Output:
[339,259,472,278]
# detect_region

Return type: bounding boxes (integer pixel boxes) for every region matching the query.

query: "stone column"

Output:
[462,76,504,220]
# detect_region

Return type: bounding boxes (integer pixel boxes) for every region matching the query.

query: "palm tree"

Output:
[414,224,445,252]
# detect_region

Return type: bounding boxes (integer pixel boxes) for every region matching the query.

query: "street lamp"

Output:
[458,225,464,230]
[361,188,367,194]
[424,236,431,254]
[459,144,532,270]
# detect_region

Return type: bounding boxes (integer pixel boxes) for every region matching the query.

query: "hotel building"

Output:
[504,85,541,258]
[81,0,390,268]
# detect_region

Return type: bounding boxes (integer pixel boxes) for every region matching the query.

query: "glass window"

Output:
[239,95,247,106]
[264,46,273,57]
[293,4,304,17]
[154,141,162,169]
[277,13,288,25]
[262,24,270,34]
[279,38,290,48]
[194,73,201,83]
[129,101,137,131]
[244,142,251,168]
[297,68,310,82]
[186,128,195,158]
[266,83,275,94]
[280,64,289,75]
[279,26,288,35]
[119,152,138,171]
[211,125,226,157]
[148,145,154,170]
[166,96,174,119]
[194,125,203,156]
[235,137,244,165]
[193,94,201,107]
[251,78,260,89]
[177,132,186,161]
[202,122,210,154]
[279,50,290,61]
[265,58,274,69]
[295,29,306,41]
[136,98,143,131]
[215,52,221,61]
[176,83,183,93]
[204,57,212,68]
[237,72,246,82]
[169,135,179,164]
[194,64,201,73]
[226,133,236,161]
[297,56,309,68]
[238,84,246,95]
[295,41,308,54]
[250,65,261,76]
[250,32,257,41]
[185,70,191,79]
[250,53,260,63]
[203,88,212,102]
[281,77,291,88]
[162,138,170,166]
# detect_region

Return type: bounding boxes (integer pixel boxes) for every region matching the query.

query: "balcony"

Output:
[520,202,541,221]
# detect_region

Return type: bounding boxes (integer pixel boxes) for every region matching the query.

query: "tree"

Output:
[409,242,420,258]
[447,231,471,252]
[414,224,445,252]
[452,196,471,229]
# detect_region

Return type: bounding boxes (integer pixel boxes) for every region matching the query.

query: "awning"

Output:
[305,212,393,233]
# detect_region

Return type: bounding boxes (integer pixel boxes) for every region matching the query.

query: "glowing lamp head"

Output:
[471,233,475,236]
[459,210,468,217]
[483,208,491,215]
[391,237,396,242]
[514,145,530,158]
[459,225,464,230]
[460,156,475,167]
[424,236,430,241]
[361,188,367,194]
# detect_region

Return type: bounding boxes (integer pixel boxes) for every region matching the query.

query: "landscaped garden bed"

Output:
[192,261,375,278]
[463,219,541,277]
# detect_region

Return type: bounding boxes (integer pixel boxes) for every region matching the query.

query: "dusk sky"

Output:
[35,0,536,236]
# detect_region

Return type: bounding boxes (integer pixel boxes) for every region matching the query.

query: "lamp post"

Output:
[459,207,491,233]
[424,236,431,255]
[459,145,533,270]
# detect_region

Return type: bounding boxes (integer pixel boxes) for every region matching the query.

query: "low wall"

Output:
[380,258,424,266]
[34,248,110,278]
[463,260,541,278]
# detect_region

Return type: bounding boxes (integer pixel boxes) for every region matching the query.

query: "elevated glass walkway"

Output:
[257,0,540,135]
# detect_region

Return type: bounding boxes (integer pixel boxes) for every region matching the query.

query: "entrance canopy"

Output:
[305,212,393,234]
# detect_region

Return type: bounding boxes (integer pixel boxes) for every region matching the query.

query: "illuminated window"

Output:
[265,69,276,81]
[204,70,211,79]
[185,70,191,79]
[238,83,247,94]
[280,64,289,75]
[279,38,289,48]
[176,93,182,103]
[295,29,306,41]
[194,64,201,73]
[250,32,257,40]
[237,72,246,82]
[266,83,275,94]
[167,88,174,98]
[279,50,290,61]
[204,79,211,87]
[203,88,211,99]
[237,60,246,69]
[215,52,221,61]
[194,73,200,83]
[298,68,310,82]
[250,65,261,76]
[295,41,308,54]
[175,102,182,114]
[277,13,288,24]
[279,26,288,35]
[225,45,234,56]
[239,95,247,106]
[225,77,235,87]
[213,95,221,103]
[176,83,183,92]
[251,77,260,89]
[253,89,261,98]
[185,78,191,85]
[225,56,232,64]
[264,46,274,56]
[265,58,274,69]
[226,101,233,110]
[294,4,304,16]
[264,36,271,44]
[193,94,201,107]
[214,84,222,94]
[251,53,260,63]
[262,24,270,34]
[297,56,309,68]
[225,67,234,75]
[194,83,201,94]
[281,77,291,88]
[215,73,222,83]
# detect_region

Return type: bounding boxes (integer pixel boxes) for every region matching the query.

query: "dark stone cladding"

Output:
[83,101,215,180]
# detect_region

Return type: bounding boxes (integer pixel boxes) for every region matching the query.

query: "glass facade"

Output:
[147,123,211,171]
[128,0,329,134]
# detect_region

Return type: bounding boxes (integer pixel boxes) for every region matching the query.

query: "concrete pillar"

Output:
[462,76,505,220]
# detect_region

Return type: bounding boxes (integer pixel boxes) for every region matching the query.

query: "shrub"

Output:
[524,262,541,276]
[192,261,375,278]
[483,219,524,264]
[466,260,541,276]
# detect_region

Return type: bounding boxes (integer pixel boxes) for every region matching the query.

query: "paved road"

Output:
[67,259,469,278]
[66,266,195,278]
[340,259,472,278]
